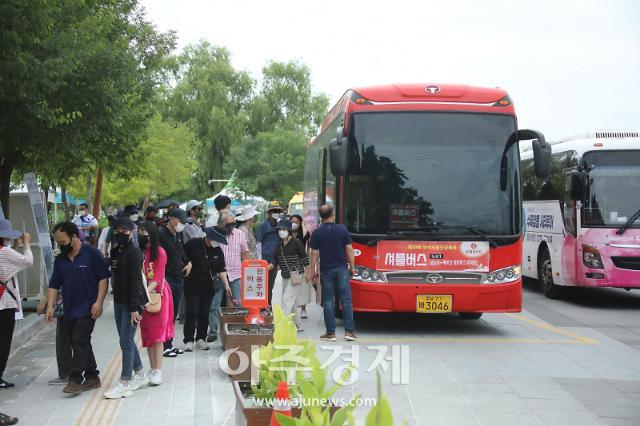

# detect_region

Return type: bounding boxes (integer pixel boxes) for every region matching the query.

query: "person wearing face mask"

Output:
[137,221,174,386]
[268,219,309,331]
[183,226,231,351]
[0,220,33,393]
[103,217,150,399]
[183,200,206,243]
[257,203,284,306]
[72,203,98,246]
[236,205,259,259]
[144,206,158,222]
[290,214,314,318]
[158,208,192,357]
[46,222,110,396]
[123,205,141,247]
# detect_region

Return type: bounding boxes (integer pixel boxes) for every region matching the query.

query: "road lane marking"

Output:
[505,313,598,344]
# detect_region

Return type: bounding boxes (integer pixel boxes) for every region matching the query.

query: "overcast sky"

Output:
[140,0,639,140]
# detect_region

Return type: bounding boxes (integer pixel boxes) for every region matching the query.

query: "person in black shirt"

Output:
[158,208,192,357]
[182,226,231,351]
[104,217,149,399]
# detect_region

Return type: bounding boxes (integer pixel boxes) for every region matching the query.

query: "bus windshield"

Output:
[582,150,640,228]
[344,112,519,236]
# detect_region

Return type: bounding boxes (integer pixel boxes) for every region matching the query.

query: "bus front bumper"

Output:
[349,280,522,313]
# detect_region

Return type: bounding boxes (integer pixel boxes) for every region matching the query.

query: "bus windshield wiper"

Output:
[616,207,640,235]
[417,225,498,248]
[366,232,435,247]
[365,226,498,247]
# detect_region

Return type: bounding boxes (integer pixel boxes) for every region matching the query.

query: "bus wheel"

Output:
[459,312,483,320]
[538,247,562,299]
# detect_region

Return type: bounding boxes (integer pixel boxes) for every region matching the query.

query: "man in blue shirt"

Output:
[256,203,283,305]
[309,205,356,341]
[46,222,110,396]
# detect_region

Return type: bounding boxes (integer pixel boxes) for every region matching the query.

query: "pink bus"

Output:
[521,130,640,298]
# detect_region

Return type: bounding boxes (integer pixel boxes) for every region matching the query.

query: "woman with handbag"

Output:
[104,217,150,399]
[268,219,309,332]
[138,221,174,386]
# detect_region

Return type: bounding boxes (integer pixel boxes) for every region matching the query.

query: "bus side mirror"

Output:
[329,126,348,176]
[519,129,551,179]
[568,170,585,201]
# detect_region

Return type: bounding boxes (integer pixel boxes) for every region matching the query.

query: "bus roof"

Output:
[520,129,640,160]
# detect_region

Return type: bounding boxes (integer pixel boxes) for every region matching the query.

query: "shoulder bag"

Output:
[202,239,222,293]
[143,261,163,314]
[281,243,303,286]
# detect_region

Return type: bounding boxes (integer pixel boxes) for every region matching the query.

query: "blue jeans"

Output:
[208,289,224,336]
[320,267,355,334]
[229,278,242,307]
[114,303,143,381]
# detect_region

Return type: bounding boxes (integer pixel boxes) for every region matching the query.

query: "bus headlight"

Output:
[483,266,521,284]
[582,245,604,269]
[352,266,386,283]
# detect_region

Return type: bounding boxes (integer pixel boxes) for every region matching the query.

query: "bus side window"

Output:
[563,174,577,235]
[318,148,327,205]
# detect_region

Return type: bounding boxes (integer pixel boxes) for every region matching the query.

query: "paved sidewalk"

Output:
[1,278,640,425]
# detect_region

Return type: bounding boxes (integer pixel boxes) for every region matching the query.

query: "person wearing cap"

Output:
[158,208,192,357]
[103,217,150,399]
[183,200,206,243]
[257,203,284,305]
[46,222,111,395]
[0,219,33,391]
[236,205,259,259]
[144,206,158,222]
[72,203,99,246]
[183,225,231,351]
[123,205,141,246]
[268,219,309,331]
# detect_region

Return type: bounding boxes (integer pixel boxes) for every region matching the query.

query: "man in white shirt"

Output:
[72,203,98,245]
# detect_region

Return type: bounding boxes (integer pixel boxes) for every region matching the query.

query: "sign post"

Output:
[241,259,269,324]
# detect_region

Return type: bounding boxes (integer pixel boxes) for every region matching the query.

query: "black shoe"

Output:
[172,346,184,355]
[206,334,217,343]
[162,348,177,358]
[0,378,15,389]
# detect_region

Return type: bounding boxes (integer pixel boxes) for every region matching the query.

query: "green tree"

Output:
[228,129,307,203]
[0,0,175,217]
[166,41,253,194]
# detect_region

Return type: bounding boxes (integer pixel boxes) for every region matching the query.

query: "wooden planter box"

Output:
[233,381,339,426]
[224,323,274,382]
[220,307,273,350]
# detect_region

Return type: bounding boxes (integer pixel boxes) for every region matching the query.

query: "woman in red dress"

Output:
[138,221,174,386]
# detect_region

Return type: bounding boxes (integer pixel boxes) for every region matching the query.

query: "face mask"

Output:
[210,241,220,248]
[2,239,12,247]
[175,223,185,233]
[138,235,149,250]
[114,233,131,247]
[278,230,289,239]
[59,242,73,256]
[79,210,88,217]
[271,213,281,220]
[225,223,235,235]
[130,214,139,222]
[291,223,300,231]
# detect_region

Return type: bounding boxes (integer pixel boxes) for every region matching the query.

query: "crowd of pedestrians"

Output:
[0,197,357,422]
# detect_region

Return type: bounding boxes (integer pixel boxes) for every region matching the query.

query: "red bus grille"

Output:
[611,257,640,271]
[384,272,484,285]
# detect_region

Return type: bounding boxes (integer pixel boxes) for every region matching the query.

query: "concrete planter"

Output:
[220,307,273,350]
[224,323,274,382]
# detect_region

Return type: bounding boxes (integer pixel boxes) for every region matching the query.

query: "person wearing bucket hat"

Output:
[236,205,259,259]
[158,208,192,357]
[0,220,33,391]
[257,202,284,305]
[268,219,309,331]
[182,225,231,351]
[183,200,205,243]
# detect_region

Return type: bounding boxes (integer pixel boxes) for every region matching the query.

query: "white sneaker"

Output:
[184,341,194,352]
[195,339,210,350]
[103,381,133,399]
[129,372,149,391]
[149,369,163,386]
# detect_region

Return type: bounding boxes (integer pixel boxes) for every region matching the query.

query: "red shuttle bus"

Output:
[303,84,551,318]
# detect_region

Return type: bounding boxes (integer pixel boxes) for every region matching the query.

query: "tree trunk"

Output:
[92,166,103,218]
[61,187,72,220]
[85,174,92,210]
[0,152,15,219]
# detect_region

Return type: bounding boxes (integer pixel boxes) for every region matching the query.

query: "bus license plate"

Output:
[416,295,452,313]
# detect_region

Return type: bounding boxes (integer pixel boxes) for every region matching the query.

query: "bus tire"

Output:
[459,312,483,320]
[538,246,562,299]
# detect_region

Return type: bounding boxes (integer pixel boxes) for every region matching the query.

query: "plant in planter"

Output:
[224,321,275,382]
[233,305,349,426]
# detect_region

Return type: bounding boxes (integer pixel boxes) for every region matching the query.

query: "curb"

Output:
[10,311,48,355]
